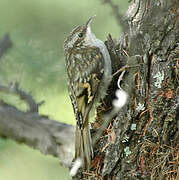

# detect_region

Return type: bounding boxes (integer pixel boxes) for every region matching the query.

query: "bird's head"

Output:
[64,16,97,52]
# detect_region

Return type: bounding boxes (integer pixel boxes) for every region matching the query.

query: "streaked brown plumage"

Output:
[64,16,111,171]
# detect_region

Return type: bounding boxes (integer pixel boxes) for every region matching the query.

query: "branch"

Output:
[0,84,75,167]
[0,33,12,58]
[0,83,44,113]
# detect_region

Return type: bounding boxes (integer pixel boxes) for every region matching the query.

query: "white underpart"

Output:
[84,27,112,81]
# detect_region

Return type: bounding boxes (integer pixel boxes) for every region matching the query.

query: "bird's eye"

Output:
[78,33,83,38]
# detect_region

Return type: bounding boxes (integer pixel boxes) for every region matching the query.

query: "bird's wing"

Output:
[67,47,104,128]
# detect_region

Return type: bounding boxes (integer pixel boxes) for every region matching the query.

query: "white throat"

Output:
[84,27,97,46]
[84,27,112,79]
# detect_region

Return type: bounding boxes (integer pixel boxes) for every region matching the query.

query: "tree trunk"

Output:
[79,0,179,179]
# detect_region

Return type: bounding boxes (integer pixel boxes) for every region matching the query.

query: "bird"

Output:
[64,16,112,171]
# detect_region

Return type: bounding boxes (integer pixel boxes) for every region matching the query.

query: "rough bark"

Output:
[85,0,179,179]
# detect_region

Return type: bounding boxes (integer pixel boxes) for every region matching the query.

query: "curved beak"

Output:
[85,15,96,27]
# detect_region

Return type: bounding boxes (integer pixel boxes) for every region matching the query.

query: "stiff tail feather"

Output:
[75,123,93,171]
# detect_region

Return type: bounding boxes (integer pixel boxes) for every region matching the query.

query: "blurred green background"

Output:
[0,0,128,179]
